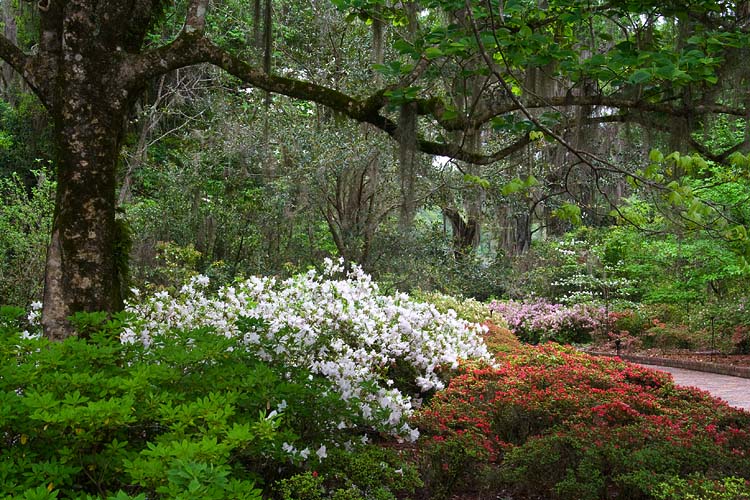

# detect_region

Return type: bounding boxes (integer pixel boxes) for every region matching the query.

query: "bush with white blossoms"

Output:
[124,259,492,440]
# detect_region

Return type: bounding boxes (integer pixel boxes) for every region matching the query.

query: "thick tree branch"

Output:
[0,33,27,74]
[125,33,532,165]
[0,33,47,101]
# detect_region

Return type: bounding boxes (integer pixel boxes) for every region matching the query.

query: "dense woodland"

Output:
[2,0,750,498]
[1,0,749,325]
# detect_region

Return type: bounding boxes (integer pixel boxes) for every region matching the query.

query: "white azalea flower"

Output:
[123,260,492,439]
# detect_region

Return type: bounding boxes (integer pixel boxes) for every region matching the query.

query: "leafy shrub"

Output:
[608,309,649,337]
[488,299,605,344]
[412,290,497,325]
[0,317,390,498]
[414,343,750,499]
[133,240,203,292]
[732,326,750,354]
[642,320,710,351]
[418,429,499,499]
[479,320,521,355]
[300,446,422,500]
[275,472,326,500]
[652,474,750,500]
[0,167,54,307]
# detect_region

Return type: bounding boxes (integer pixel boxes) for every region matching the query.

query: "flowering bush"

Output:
[413,290,499,325]
[125,259,492,439]
[414,343,750,499]
[488,299,606,344]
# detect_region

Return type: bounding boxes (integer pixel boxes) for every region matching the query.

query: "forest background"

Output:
[2,2,750,499]
[0,0,749,345]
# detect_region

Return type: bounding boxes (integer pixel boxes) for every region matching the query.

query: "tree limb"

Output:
[420,94,747,131]
[0,33,27,74]
[125,33,534,164]
[0,33,46,100]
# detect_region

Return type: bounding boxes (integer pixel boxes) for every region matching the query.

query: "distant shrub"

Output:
[413,290,498,326]
[730,326,750,354]
[488,299,605,344]
[642,320,710,352]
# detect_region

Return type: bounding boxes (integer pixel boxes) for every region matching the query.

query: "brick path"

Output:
[639,363,750,411]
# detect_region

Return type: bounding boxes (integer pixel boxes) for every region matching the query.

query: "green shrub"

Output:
[273,446,421,500]
[418,430,497,499]
[652,474,750,500]
[642,320,709,351]
[413,290,497,325]
[0,167,54,308]
[275,472,326,500]
[0,316,370,498]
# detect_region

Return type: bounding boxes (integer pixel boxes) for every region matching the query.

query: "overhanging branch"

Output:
[0,33,27,74]
[0,33,47,101]
[125,33,533,165]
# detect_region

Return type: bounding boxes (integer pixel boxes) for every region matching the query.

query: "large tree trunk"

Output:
[43,108,124,339]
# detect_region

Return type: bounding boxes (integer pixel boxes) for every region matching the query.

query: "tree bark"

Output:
[40,25,130,339]
[443,207,479,259]
[43,104,125,339]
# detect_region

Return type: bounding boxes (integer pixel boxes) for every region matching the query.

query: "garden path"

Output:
[639,363,750,411]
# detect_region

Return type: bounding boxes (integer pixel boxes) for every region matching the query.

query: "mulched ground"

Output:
[602,348,750,367]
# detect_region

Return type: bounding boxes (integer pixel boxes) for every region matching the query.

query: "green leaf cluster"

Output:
[0,316,395,499]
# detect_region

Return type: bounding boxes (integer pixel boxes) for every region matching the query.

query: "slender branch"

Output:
[420,93,747,131]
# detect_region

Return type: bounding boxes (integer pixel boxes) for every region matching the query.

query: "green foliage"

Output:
[305,446,422,500]
[418,430,497,499]
[0,318,376,498]
[0,94,54,179]
[139,241,203,291]
[275,472,326,500]
[412,290,495,325]
[652,474,750,500]
[507,231,636,306]
[364,218,507,301]
[0,167,54,307]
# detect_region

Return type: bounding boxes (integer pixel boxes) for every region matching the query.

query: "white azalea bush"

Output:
[124,258,492,440]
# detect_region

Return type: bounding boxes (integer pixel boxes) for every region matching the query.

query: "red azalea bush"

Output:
[413,343,750,499]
